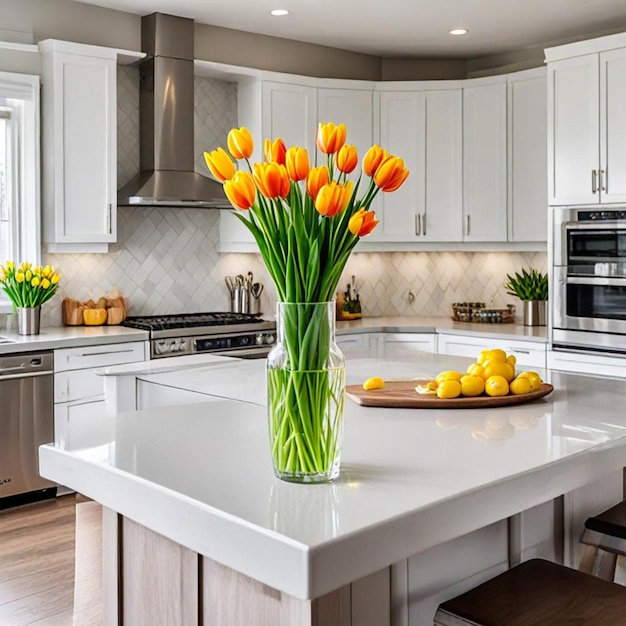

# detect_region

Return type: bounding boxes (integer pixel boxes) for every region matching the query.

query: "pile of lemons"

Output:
[417,348,543,399]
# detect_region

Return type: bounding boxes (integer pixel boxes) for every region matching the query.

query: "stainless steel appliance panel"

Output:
[0,352,55,499]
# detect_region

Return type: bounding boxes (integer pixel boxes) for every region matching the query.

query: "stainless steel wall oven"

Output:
[553,207,626,353]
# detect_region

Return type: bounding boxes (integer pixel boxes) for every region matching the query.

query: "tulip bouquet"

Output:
[0,261,62,308]
[205,123,408,482]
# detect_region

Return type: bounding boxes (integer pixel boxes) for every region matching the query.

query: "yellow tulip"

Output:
[349,208,379,237]
[52,273,61,284]
[25,269,32,281]
[15,271,24,283]
[373,155,410,192]
[203,147,236,182]
[31,276,40,287]
[227,127,254,160]
[253,162,291,199]
[21,262,31,271]
[316,122,346,155]
[41,278,51,289]
[336,144,358,174]
[315,180,354,218]
[363,145,387,177]
[6,261,14,270]
[306,165,329,200]
[264,138,287,166]
[43,265,53,278]
[224,171,257,210]
[33,266,41,275]
[285,147,310,182]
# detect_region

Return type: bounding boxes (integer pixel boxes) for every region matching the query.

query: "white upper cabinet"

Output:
[378,90,421,241]
[463,77,508,242]
[40,40,118,253]
[546,34,626,205]
[508,68,548,242]
[418,89,463,242]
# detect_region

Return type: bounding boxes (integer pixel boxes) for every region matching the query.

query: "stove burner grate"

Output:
[121,311,265,331]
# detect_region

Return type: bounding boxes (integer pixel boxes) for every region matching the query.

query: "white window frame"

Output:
[0,71,40,314]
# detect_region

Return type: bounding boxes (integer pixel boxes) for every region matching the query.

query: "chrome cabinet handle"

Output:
[414,214,421,236]
[592,170,597,193]
[422,213,427,236]
[466,214,471,236]
[107,203,112,234]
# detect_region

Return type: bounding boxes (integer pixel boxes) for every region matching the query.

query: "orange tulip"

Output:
[285,147,310,182]
[224,171,257,210]
[362,145,387,177]
[306,165,330,199]
[227,127,254,160]
[315,180,354,218]
[253,162,291,199]
[349,208,379,237]
[336,144,358,174]
[316,122,346,155]
[373,155,410,192]
[204,148,236,182]
[264,138,287,165]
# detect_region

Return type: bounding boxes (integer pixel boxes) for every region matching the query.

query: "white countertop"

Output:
[0,325,149,353]
[40,354,626,600]
[337,315,548,342]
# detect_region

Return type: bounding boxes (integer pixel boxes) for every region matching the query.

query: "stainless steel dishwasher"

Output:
[0,351,56,507]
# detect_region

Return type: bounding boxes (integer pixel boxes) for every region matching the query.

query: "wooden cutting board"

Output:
[346,379,554,409]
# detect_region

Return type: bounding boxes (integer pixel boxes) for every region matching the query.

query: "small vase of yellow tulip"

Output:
[205,122,409,483]
[0,262,62,335]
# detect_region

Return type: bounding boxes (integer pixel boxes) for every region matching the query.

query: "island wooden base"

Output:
[100,508,390,626]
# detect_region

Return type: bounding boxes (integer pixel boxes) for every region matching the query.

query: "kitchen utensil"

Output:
[225,276,235,295]
[251,282,264,299]
[346,380,553,409]
[247,271,254,290]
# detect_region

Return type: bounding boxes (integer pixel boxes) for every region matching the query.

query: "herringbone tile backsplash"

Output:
[41,68,546,326]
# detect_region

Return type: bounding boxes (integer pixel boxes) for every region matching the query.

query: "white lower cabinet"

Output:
[547,350,626,378]
[336,333,380,359]
[54,341,147,451]
[380,333,437,359]
[437,333,547,368]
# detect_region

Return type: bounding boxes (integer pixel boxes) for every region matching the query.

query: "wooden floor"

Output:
[0,495,78,626]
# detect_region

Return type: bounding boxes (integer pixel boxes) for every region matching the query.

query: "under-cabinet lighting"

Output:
[270,9,290,16]
[449,28,468,36]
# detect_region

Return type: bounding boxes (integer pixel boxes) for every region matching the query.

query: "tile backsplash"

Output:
[36,67,546,326]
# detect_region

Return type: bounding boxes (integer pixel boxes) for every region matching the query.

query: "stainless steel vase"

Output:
[17,306,41,335]
[522,300,546,327]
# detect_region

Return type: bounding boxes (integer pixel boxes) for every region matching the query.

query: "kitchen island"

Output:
[40,355,626,625]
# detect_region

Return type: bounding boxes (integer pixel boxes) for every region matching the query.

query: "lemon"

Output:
[509,377,531,395]
[435,370,464,384]
[437,380,462,399]
[517,371,543,391]
[484,375,509,397]
[363,376,384,391]
[506,354,517,366]
[460,374,485,397]
[486,348,507,363]
[477,349,491,364]
[466,362,485,378]
[482,360,515,383]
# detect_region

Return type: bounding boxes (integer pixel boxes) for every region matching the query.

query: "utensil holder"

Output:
[231,286,250,314]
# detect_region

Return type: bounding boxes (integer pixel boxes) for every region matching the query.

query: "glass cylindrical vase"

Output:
[17,306,41,335]
[267,301,346,483]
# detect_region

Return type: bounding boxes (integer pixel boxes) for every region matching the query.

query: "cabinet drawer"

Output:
[54,341,146,372]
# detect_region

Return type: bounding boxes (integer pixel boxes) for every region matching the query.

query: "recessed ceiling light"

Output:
[270,9,290,16]
[449,28,468,36]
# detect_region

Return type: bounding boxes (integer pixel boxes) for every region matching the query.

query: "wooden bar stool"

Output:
[434,559,626,625]
[579,500,626,583]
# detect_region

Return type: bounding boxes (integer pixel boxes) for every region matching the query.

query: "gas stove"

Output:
[121,312,276,359]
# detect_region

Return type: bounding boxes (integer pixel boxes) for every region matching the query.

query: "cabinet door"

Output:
[45,51,116,246]
[54,399,109,450]
[600,48,626,204]
[419,89,463,242]
[336,333,379,359]
[381,333,436,359]
[508,69,548,242]
[262,81,317,155]
[463,80,508,241]
[378,91,420,241]
[317,88,373,166]
[547,55,600,205]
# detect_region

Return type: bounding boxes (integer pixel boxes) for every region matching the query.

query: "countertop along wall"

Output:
[42,68,547,325]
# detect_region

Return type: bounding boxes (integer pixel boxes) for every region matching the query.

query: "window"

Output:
[0,71,40,313]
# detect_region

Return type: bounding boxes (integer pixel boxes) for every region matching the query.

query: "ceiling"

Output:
[73,0,626,58]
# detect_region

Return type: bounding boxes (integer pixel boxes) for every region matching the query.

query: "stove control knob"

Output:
[155,341,166,355]
[256,333,265,345]
[265,334,275,345]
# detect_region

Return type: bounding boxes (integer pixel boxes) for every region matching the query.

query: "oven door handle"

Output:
[563,221,626,230]
[566,276,626,287]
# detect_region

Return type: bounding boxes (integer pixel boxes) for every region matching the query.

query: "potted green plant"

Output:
[504,268,548,326]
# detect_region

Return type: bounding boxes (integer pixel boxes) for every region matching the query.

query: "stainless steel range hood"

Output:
[118,13,231,208]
